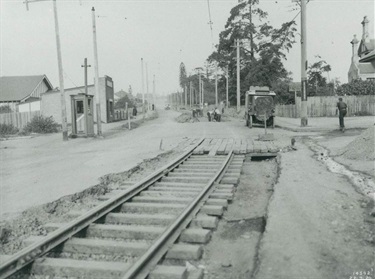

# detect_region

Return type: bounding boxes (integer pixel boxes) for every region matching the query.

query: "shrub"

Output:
[336,79,375,96]
[23,115,59,134]
[0,123,19,136]
[0,105,12,114]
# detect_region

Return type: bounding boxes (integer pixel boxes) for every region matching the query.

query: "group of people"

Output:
[207,107,223,122]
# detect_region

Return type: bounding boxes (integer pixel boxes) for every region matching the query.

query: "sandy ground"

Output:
[0,107,293,221]
[1,106,374,278]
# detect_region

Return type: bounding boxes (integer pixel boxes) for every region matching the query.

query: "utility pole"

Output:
[189,81,192,108]
[146,62,149,110]
[202,80,204,106]
[236,39,241,112]
[226,65,229,109]
[81,58,91,95]
[300,0,308,126]
[153,74,155,109]
[184,84,187,107]
[92,7,102,136]
[198,71,202,107]
[215,63,218,107]
[141,58,145,119]
[25,0,68,141]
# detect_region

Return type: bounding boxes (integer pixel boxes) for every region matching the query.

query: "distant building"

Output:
[41,75,115,124]
[0,75,53,112]
[348,16,375,82]
[114,89,129,102]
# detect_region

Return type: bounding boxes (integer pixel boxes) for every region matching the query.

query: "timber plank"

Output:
[217,138,228,155]
[233,139,241,154]
[239,139,247,154]
[206,139,218,153]
[224,138,234,154]
[209,139,223,156]
[246,139,254,153]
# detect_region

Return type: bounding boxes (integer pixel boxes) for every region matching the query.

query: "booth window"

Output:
[76,100,84,114]
[87,99,91,114]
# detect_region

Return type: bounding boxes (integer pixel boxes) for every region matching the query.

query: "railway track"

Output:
[0,138,246,279]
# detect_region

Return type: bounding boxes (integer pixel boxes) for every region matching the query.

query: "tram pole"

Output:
[300,0,308,126]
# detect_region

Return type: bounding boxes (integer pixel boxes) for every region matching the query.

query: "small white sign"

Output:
[106,80,113,88]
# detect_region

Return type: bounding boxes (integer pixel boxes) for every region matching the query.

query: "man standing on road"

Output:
[336,97,347,132]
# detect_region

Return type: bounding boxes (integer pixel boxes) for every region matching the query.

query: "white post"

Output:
[92,7,102,136]
[125,101,128,120]
[128,110,131,130]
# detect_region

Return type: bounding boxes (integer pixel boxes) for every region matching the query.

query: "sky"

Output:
[0,0,374,96]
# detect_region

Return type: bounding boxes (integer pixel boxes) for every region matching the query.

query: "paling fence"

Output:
[113,109,129,121]
[275,95,375,118]
[0,111,41,129]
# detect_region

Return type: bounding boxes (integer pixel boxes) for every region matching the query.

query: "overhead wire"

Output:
[206,0,215,50]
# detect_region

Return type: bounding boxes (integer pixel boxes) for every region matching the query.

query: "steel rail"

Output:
[0,138,205,279]
[122,150,234,279]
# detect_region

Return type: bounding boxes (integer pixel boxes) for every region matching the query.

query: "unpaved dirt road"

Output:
[0,107,374,279]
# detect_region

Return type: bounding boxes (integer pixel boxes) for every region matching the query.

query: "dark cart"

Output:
[245,86,276,129]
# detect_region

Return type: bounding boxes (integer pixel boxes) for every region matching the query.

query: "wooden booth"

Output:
[70,94,94,137]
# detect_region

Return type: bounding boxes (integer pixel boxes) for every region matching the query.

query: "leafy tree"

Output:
[307,56,332,96]
[207,0,297,105]
[179,62,188,89]
[115,95,135,109]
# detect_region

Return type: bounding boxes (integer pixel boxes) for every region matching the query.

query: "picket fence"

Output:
[0,111,41,129]
[275,95,375,118]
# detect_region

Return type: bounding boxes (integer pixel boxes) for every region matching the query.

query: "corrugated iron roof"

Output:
[359,49,375,62]
[358,62,375,74]
[0,75,53,102]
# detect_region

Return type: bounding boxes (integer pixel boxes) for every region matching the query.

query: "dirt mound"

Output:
[176,112,199,123]
[340,126,374,161]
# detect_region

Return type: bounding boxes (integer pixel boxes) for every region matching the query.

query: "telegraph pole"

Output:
[146,62,149,110]
[153,74,155,109]
[215,63,218,107]
[202,80,204,106]
[81,58,91,95]
[184,85,187,107]
[189,81,192,108]
[141,58,145,119]
[226,65,229,109]
[92,7,102,136]
[198,70,202,107]
[25,0,68,141]
[54,0,68,141]
[300,0,308,126]
[236,39,241,112]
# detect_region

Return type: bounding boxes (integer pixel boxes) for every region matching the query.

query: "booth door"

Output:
[75,100,85,133]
